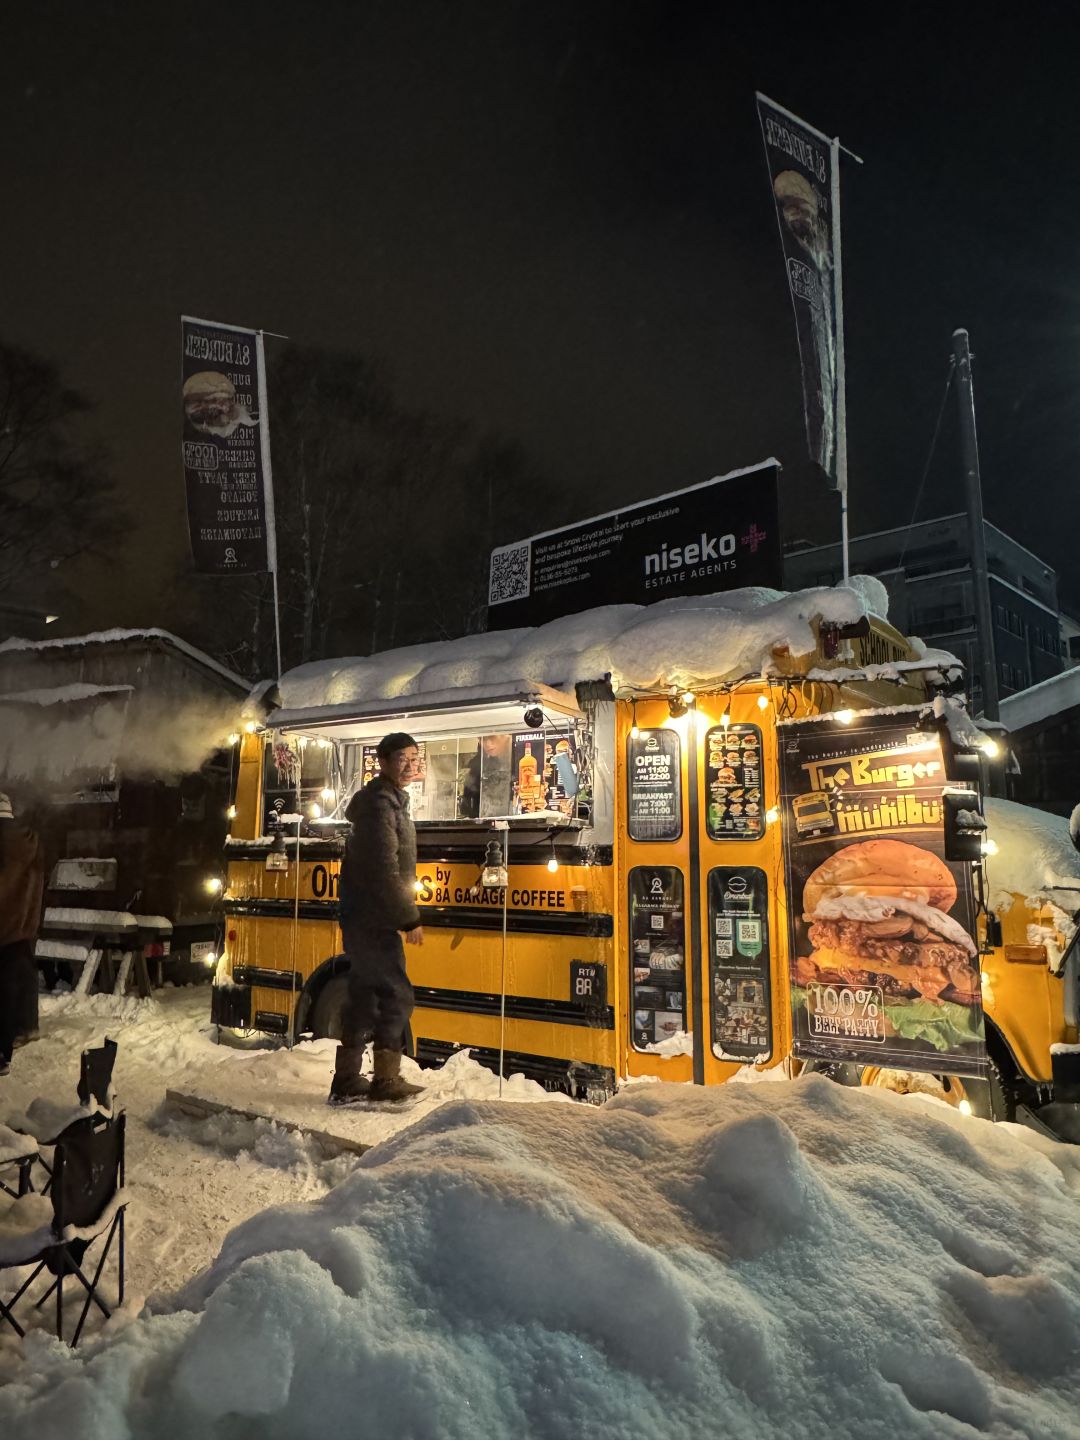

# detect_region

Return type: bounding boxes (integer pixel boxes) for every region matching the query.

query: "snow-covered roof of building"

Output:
[0,683,133,706]
[276,576,943,713]
[0,627,248,692]
[999,665,1080,734]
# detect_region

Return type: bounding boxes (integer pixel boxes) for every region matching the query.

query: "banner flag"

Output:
[181,316,275,574]
[487,459,781,629]
[756,94,839,487]
[778,708,987,1077]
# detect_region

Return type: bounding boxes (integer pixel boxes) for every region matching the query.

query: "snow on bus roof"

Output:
[277,576,904,711]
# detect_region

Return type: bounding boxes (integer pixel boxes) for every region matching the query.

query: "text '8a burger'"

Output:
[794,839,981,1050]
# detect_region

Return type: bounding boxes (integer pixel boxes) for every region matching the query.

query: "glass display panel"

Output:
[708,865,772,1061]
[628,866,687,1052]
[705,723,765,840]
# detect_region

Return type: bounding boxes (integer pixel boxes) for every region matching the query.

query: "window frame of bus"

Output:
[707,864,773,1063]
[704,722,765,842]
[628,865,687,1054]
[626,727,682,843]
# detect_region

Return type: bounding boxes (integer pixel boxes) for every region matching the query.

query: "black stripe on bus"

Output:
[222,897,613,938]
[224,842,613,867]
[414,986,614,1031]
[233,966,304,991]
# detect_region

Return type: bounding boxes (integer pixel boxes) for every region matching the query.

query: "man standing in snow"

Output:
[0,793,45,1077]
[329,733,426,1105]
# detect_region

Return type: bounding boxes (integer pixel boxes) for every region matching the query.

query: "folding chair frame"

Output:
[0,1115,126,1347]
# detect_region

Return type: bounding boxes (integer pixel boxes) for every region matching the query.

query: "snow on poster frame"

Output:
[181,316,278,575]
[487,459,781,629]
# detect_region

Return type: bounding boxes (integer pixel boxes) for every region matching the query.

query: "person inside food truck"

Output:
[329,732,426,1105]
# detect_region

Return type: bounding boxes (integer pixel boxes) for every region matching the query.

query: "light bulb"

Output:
[226,805,237,820]
[547,855,559,874]
[765,807,780,825]
[981,837,998,856]
[836,709,855,725]
[414,879,424,892]
[681,691,695,707]
[958,1099,973,1117]
[630,724,640,739]
[205,876,223,895]
[244,720,257,734]
[318,737,331,749]
[321,787,336,802]
[720,710,731,730]
[980,737,1000,758]
[309,802,322,819]
[757,694,769,711]
[227,732,241,746]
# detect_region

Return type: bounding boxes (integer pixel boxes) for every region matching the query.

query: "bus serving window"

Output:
[705,724,764,840]
[708,866,772,1061]
[262,737,331,835]
[628,867,686,1052]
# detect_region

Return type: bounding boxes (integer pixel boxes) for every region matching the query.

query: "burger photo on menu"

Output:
[792,838,982,1053]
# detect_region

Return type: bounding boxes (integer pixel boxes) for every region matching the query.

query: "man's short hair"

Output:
[377,731,418,761]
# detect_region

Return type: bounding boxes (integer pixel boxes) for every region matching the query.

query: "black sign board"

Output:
[778,709,986,1076]
[629,867,686,1051]
[181,315,274,574]
[488,461,781,628]
[705,723,765,840]
[627,729,681,842]
[756,95,838,486]
[708,866,772,1061]
[570,961,608,1017]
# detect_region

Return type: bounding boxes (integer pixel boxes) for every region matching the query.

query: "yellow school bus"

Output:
[210,610,1080,1127]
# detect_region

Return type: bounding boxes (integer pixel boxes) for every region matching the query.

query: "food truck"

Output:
[210,590,1080,1133]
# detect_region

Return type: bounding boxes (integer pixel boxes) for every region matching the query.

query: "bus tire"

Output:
[963,1055,1017,1123]
[309,975,349,1040]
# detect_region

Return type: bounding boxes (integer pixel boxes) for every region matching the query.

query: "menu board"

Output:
[628,867,686,1050]
[708,866,772,1061]
[627,729,682,842]
[705,723,764,839]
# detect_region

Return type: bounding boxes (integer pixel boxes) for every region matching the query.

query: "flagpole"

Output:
[830,135,850,583]
[255,331,284,679]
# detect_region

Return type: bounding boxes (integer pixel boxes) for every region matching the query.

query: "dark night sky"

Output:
[5,1,1080,637]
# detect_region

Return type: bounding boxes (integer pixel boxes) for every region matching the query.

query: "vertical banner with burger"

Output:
[756,95,838,486]
[778,709,986,1076]
[181,316,275,574]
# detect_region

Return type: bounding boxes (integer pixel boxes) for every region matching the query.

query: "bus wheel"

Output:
[857,1066,974,1111]
[960,1056,1017,1123]
[310,975,348,1040]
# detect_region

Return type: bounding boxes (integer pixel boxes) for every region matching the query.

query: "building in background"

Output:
[785,515,1064,710]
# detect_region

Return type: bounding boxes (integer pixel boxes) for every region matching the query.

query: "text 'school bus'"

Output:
[209,611,1080,1130]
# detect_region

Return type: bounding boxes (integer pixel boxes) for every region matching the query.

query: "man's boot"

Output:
[368,1048,424,1102]
[328,1045,371,1105]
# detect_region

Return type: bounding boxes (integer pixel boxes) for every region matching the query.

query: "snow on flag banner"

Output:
[778,708,987,1077]
[181,316,271,574]
[487,460,781,628]
[756,96,838,486]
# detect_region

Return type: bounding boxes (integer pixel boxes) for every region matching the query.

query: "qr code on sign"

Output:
[488,542,531,606]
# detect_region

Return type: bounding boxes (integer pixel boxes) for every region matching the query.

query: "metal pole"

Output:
[256,332,284,680]
[951,328,1000,723]
[830,136,850,583]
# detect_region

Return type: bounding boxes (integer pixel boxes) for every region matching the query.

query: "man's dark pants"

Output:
[339,921,415,1055]
[0,940,39,1065]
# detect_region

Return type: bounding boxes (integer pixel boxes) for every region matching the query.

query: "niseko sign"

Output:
[487,460,781,629]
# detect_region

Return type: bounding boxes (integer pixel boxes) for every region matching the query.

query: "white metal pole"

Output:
[256,331,284,679]
[830,136,850,583]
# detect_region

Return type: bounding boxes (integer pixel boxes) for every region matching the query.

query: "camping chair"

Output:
[0,1112,126,1347]
[9,1038,118,1193]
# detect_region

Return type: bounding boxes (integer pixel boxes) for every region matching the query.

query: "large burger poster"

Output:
[778,709,986,1076]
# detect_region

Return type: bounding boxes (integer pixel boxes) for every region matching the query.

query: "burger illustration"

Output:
[794,839,981,1050]
[183,370,258,438]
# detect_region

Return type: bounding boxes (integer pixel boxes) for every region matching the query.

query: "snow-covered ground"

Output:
[2,988,1080,1437]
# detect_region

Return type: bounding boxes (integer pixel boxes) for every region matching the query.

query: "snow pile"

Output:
[3,1078,1080,1437]
[278,580,893,709]
[983,797,1080,911]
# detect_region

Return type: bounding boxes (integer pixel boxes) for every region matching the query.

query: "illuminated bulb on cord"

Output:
[547,855,559,874]
[765,807,780,825]
[226,805,237,820]
[630,724,640,739]
[309,801,322,819]
[958,1099,973,1117]
[757,694,769,711]
[204,876,223,895]
[980,737,1000,758]
[227,732,241,746]
[720,710,731,729]
[836,709,855,725]
[681,691,695,707]
[321,786,336,802]
[243,721,257,734]
[982,838,998,856]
